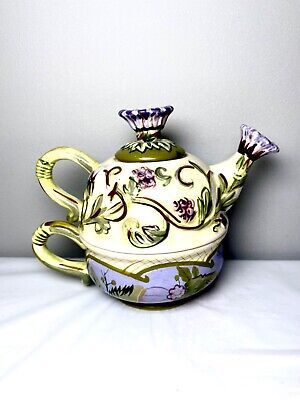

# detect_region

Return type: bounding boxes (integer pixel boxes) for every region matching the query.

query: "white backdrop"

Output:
[1,0,299,258]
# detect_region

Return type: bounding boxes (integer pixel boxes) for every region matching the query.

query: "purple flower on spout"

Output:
[238,124,280,161]
[167,284,185,300]
[132,167,156,189]
[173,197,196,222]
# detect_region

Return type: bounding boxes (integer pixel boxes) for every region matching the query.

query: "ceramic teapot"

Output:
[32,106,279,305]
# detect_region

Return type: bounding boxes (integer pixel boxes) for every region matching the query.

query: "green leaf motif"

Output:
[229,176,247,191]
[218,173,228,193]
[197,187,211,225]
[94,218,111,234]
[90,194,104,219]
[177,267,192,283]
[155,167,172,186]
[81,194,111,235]
[229,155,250,191]
[128,177,137,194]
[216,155,251,212]
[126,219,169,248]
[122,138,176,153]
[185,272,217,295]
[236,155,245,169]
[221,191,236,209]
[192,266,199,278]
[123,177,140,198]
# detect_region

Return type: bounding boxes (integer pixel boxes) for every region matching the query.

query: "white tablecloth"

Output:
[0,258,299,399]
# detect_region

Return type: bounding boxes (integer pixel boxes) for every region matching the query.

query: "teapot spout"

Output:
[238,124,280,161]
[210,125,279,212]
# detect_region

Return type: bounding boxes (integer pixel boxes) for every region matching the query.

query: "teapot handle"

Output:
[32,220,91,284]
[36,147,100,222]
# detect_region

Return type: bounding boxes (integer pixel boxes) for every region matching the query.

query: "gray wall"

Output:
[1,0,299,259]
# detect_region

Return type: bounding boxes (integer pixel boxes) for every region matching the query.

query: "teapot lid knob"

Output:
[116,105,186,162]
[118,106,174,141]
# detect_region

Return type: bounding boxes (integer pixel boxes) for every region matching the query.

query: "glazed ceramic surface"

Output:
[32,106,279,304]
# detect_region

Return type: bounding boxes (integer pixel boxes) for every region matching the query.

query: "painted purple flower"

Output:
[238,124,279,161]
[173,197,196,221]
[119,106,174,140]
[167,284,185,300]
[132,167,156,189]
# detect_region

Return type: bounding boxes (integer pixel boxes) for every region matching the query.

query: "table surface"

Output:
[0,258,299,399]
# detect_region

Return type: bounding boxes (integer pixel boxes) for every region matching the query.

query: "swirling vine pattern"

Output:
[81,159,232,248]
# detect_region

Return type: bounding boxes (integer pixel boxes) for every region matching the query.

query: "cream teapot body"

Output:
[32,106,279,305]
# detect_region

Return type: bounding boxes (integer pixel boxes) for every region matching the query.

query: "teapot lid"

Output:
[115,106,186,162]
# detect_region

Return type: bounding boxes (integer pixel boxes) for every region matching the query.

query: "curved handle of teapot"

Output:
[32,220,91,285]
[36,147,100,223]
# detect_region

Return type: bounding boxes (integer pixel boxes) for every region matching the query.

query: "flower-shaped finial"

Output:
[118,106,174,140]
[238,124,280,161]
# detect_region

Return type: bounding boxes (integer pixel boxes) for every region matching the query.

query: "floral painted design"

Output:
[121,138,176,154]
[173,197,196,222]
[238,124,279,161]
[167,284,185,300]
[81,194,111,234]
[132,167,156,189]
[176,266,217,297]
[119,106,174,140]
[88,248,223,304]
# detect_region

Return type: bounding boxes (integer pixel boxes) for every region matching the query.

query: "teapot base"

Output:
[87,244,224,305]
